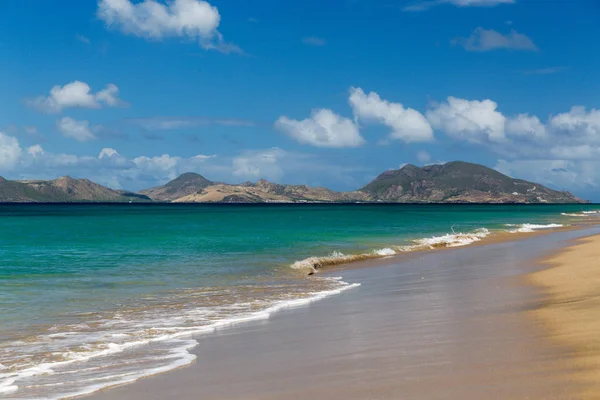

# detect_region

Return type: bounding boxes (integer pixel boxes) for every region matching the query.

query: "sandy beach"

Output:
[530,234,600,399]
[84,226,600,400]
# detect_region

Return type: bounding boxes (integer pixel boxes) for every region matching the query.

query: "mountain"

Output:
[167,161,585,204]
[0,161,588,203]
[173,179,368,203]
[140,172,213,201]
[360,161,585,203]
[0,176,151,203]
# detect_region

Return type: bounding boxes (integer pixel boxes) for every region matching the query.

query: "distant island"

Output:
[0,161,587,204]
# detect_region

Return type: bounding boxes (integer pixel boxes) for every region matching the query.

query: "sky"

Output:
[0,0,599,199]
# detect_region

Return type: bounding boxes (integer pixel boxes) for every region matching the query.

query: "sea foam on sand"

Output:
[505,223,564,233]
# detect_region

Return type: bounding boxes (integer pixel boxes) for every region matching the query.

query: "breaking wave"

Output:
[0,278,360,399]
[291,228,491,273]
[505,223,564,233]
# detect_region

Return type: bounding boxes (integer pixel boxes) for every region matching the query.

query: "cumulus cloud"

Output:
[495,159,599,193]
[550,106,600,142]
[275,109,364,148]
[424,99,600,154]
[99,148,119,159]
[349,87,434,143]
[453,28,538,52]
[57,117,97,142]
[232,148,285,182]
[0,132,216,189]
[404,0,513,12]
[0,132,22,171]
[505,114,547,140]
[98,0,239,53]
[424,98,600,162]
[0,130,367,191]
[27,81,124,113]
[426,97,506,143]
[27,144,44,158]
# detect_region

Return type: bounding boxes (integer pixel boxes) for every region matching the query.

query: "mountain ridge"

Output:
[0,162,588,203]
[0,176,151,203]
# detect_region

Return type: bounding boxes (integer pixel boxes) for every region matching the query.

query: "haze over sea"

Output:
[2,203,600,399]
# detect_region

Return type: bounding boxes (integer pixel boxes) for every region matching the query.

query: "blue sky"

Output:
[1,0,599,199]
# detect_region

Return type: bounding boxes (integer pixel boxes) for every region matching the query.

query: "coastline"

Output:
[84,226,600,400]
[529,234,600,398]
[3,206,598,399]
[302,218,596,276]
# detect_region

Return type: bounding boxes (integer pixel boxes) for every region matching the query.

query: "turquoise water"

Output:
[1,203,599,398]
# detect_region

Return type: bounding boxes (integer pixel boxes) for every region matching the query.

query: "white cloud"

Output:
[453,28,538,52]
[27,144,44,158]
[505,114,547,140]
[28,81,124,113]
[96,84,122,106]
[0,132,22,171]
[0,131,366,192]
[99,148,119,159]
[132,154,182,180]
[550,106,600,142]
[426,97,506,143]
[349,87,434,143]
[404,0,513,12]
[0,132,223,189]
[550,145,598,160]
[302,36,327,46]
[416,150,431,164]
[98,0,239,53]
[426,100,599,159]
[495,159,598,193]
[232,148,285,182]
[57,117,97,142]
[275,109,364,148]
[192,154,216,160]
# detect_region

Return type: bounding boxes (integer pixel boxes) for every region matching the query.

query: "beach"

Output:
[85,226,600,400]
[2,204,599,399]
[530,234,600,399]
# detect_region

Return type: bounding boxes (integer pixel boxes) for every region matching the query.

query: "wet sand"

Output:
[85,227,600,400]
[530,234,600,399]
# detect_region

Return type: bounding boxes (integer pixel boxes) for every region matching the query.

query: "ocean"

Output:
[1,203,599,399]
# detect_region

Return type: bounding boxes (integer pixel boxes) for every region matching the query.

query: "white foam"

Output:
[2,278,360,399]
[0,382,18,395]
[505,223,563,233]
[406,228,490,250]
[291,228,493,272]
[373,248,396,256]
[290,251,356,271]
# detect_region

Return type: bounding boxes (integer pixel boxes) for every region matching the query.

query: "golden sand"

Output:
[530,234,600,399]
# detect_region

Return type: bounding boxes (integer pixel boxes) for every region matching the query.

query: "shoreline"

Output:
[4,211,598,399]
[84,226,600,400]
[307,218,597,276]
[528,233,600,399]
